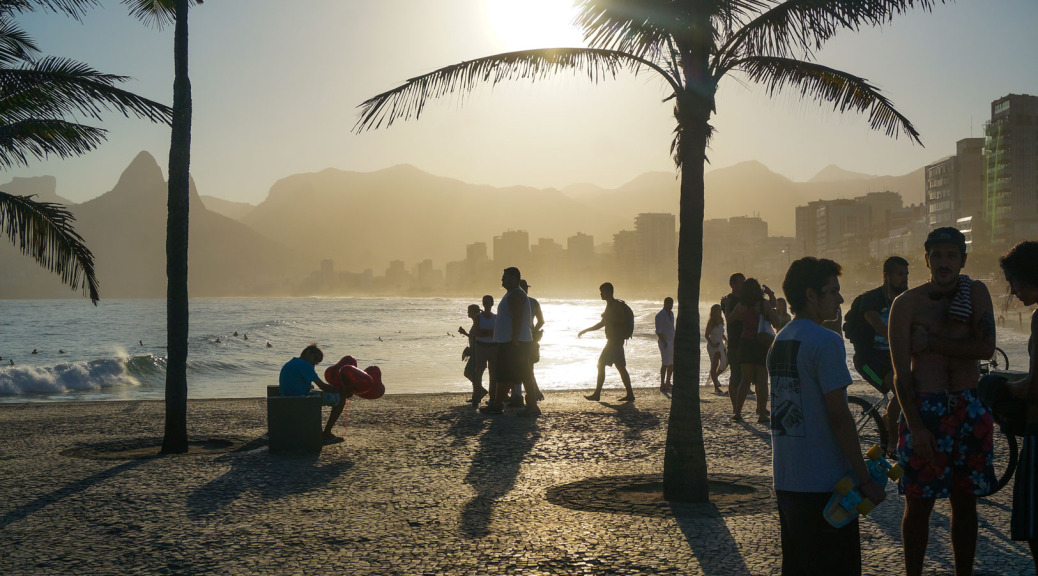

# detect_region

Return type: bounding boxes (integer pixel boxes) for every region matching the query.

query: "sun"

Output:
[482,0,586,51]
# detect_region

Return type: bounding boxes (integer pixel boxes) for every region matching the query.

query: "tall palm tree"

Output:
[122,0,201,454]
[356,0,937,501]
[0,0,172,303]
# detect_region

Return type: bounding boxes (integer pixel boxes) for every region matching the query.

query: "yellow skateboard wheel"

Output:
[888,464,904,481]
[857,499,876,515]
[866,444,884,460]
[835,477,855,495]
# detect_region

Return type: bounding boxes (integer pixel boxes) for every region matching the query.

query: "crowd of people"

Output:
[276,231,1038,574]
[767,229,1038,576]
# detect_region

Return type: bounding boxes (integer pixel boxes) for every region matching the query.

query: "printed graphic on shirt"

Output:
[769,339,804,438]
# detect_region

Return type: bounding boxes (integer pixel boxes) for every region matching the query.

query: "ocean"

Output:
[0,297,1031,403]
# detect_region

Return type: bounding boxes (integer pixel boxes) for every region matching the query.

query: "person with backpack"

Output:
[579,282,635,402]
[844,256,909,455]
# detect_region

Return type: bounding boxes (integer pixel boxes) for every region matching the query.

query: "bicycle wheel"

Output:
[992,347,1010,371]
[990,427,1019,494]
[848,396,889,454]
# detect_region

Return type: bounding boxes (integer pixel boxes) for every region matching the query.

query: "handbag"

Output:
[756,308,776,347]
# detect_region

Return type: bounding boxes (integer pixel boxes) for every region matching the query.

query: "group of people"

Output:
[718,273,792,422]
[458,268,544,417]
[771,227,1038,576]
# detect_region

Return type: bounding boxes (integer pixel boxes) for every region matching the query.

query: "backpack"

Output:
[843,291,874,350]
[616,299,635,341]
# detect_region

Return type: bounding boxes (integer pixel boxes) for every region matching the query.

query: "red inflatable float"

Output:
[325,355,383,399]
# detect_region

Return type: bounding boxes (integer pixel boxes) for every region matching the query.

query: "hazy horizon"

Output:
[2,0,1036,205]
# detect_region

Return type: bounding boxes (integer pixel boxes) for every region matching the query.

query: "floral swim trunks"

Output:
[897,388,997,498]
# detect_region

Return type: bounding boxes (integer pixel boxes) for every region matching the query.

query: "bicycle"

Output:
[847,346,1018,494]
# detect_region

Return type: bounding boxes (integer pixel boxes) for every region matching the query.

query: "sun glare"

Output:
[482,0,586,51]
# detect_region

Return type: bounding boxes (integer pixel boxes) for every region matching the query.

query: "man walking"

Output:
[508,279,544,406]
[655,297,675,392]
[770,257,886,575]
[578,282,635,402]
[846,256,909,454]
[888,227,997,576]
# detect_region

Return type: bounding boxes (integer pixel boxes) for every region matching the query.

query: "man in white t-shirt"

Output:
[654,297,675,392]
[769,257,887,575]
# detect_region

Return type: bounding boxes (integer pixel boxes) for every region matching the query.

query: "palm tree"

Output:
[121,0,201,454]
[0,0,172,303]
[356,0,937,501]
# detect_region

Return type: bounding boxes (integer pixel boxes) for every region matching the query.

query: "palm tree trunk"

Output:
[162,0,191,454]
[663,123,710,501]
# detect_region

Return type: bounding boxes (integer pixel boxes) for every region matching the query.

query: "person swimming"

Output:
[31,349,37,355]
[265,341,272,348]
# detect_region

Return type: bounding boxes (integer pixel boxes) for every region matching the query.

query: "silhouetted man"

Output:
[480,267,538,417]
[721,273,746,394]
[655,297,675,392]
[579,282,634,402]
[848,255,909,454]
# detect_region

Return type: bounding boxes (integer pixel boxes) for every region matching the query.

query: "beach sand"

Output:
[0,385,1031,575]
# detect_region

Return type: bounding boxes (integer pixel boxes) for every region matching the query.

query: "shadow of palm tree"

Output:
[459,415,540,538]
[672,511,753,575]
[187,447,353,518]
[0,459,148,530]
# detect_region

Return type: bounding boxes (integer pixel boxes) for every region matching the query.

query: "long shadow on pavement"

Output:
[600,401,661,442]
[672,511,754,576]
[0,459,148,530]
[460,414,540,538]
[187,448,354,518]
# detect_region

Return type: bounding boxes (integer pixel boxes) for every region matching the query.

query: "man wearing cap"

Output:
[888,226,998,576]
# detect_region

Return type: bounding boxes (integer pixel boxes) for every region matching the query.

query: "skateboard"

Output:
[823,444,903,528]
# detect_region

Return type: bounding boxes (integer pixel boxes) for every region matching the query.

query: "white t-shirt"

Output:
[769,318,854,492]
[493,289,533,343]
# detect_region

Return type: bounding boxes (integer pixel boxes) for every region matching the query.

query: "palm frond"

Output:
[0,56,173,125]
[0,190,98,303]
[0,17,39,66]
[0,118,105,168]
[0,0,100,22]
[725,0,944,61]
[735,55,921,143]
[119,0,201,28]
[355,47,676,132]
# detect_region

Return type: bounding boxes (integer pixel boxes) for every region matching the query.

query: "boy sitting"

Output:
[279,344,348,444]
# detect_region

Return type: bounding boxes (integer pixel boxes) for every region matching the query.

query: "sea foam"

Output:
[0,358,140,397]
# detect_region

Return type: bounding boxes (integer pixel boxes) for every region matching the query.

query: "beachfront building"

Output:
[984,93,1038,247]
[925,138,985,230]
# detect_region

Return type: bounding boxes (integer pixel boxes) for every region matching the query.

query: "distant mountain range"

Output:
[0,152,923,298]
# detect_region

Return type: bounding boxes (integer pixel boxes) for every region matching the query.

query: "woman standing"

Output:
[1001,241,1038,566]
[705,304,728,395]
[731,278,780,423]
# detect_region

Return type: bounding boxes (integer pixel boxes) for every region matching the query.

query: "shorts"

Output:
[897,389,997,498]
[494,341,530,384]
[322,392,342,406]
[853,349,893,393]
[739,337,768,366]
[1012,434,1038,541]
[776,491,861,576]
[598,339,626,368]
[658,340,674,365]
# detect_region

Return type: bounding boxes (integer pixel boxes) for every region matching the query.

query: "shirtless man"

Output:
[888,227,998,576]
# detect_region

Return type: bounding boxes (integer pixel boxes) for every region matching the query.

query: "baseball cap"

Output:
[924,227,967,254]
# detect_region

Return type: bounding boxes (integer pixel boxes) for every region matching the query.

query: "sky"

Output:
[6,0,1038,205]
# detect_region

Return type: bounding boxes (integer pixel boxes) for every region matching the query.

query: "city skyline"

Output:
[2,1,1036,206]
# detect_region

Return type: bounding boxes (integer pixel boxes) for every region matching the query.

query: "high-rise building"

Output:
[984,94,1038,246]
[925,138,984,229]
[493,230,530,269]
[634,212,677,284]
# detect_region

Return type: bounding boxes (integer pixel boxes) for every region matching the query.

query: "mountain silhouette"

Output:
[1,151,301,299]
